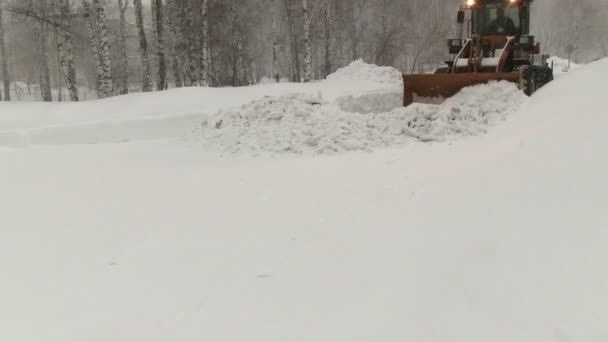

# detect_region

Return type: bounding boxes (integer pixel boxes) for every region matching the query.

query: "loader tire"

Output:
[518,65,554,96]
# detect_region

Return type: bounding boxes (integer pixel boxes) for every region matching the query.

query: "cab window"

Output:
[476,4,520,35]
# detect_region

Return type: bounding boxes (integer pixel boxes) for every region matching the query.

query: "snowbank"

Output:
[200,81,526,154]
[0,91,378,148]
[326,59,403,86]
[548,56,580,76]
[0,61,403,147]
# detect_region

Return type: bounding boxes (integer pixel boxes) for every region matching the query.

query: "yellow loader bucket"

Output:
[403,73,521,106]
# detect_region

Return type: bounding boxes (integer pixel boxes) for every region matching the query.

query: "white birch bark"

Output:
[133,0,153,91]
[231,0,244,86]
[284,0,300,82]
[184,0,198,86]
[302,0,311,82]
[82,0,104,97]
[94,0,113,96]
[272,0,279,82]
[58,0,79,101]
[200,0,209,86]
[323,0,331,78]
[118,0,129,94]
[36,24,53,101]
[154,0,167,90]
[167,0,183,87]
[39,0,52,101]
[0,3,10,101]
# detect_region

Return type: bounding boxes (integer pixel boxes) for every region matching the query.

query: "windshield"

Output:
[475,3,521,35]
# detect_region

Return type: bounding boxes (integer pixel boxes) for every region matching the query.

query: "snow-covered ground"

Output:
[548,56,580,76]
[0,63,400,147]
[1,59,607,342]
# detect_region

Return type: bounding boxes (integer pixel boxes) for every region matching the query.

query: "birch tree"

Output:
[93,0,113,96]
[38,0,52,101]
[271,0,279,82]
[82,0,103,97]
[284,0,300,82]
[184,0,197,86]
[301,0,311,82]
[117,0,129,94]
[58,0,78,101]
[167,0,183,87]
[133,0,153,91]
[52,1,64,103]
[154,0,166,90]
[0,2,10,101]
[231,0,245,86]
[323,0,331,78]
[200,0,209,86]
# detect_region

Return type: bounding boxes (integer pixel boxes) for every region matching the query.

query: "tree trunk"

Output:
[0,4,10,101]
[154,0,166,90]
[151,0,158,72]
[348,0,359,61]
[54,8,65,103]
[94,0,113,97]
[231,0,238,86]
[59,0,79,101]
[38,0,53,102]
[231,0,246,86]
[167,0,183,87]
[272,0,279,82]
[323,0,332,78]
[37,25,52,102]
[133,0,153,92]
[284,0,300,82]
[82,0,104,97]
[118,0,129,94]
[302,0,311,82]
[184,0,198,86]
[199,0,209,86]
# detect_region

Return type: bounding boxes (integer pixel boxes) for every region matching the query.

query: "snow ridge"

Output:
[325,59,403,86]
[200,81,527,155]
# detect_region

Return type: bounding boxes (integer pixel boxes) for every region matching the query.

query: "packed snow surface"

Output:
[0,61,399,147]
[201,81,526,154]
[1,59,607,342]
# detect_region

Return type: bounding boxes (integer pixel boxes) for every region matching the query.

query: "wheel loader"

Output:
[403,0,553,106]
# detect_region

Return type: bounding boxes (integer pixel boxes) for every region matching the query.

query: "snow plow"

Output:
[404,0,553,106]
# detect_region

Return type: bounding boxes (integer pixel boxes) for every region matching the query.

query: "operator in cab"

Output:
[488,7,517,35]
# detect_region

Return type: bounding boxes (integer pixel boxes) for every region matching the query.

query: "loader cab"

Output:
[469,0,531,36]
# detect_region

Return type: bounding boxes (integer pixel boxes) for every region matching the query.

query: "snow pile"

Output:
[337,92,403,114]
[200,81,527,154]
[398,80,528,140]
[325,59,402,86]
[201,93,387,154]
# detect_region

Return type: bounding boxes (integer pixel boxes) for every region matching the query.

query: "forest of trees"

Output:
[0,0,606,102]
